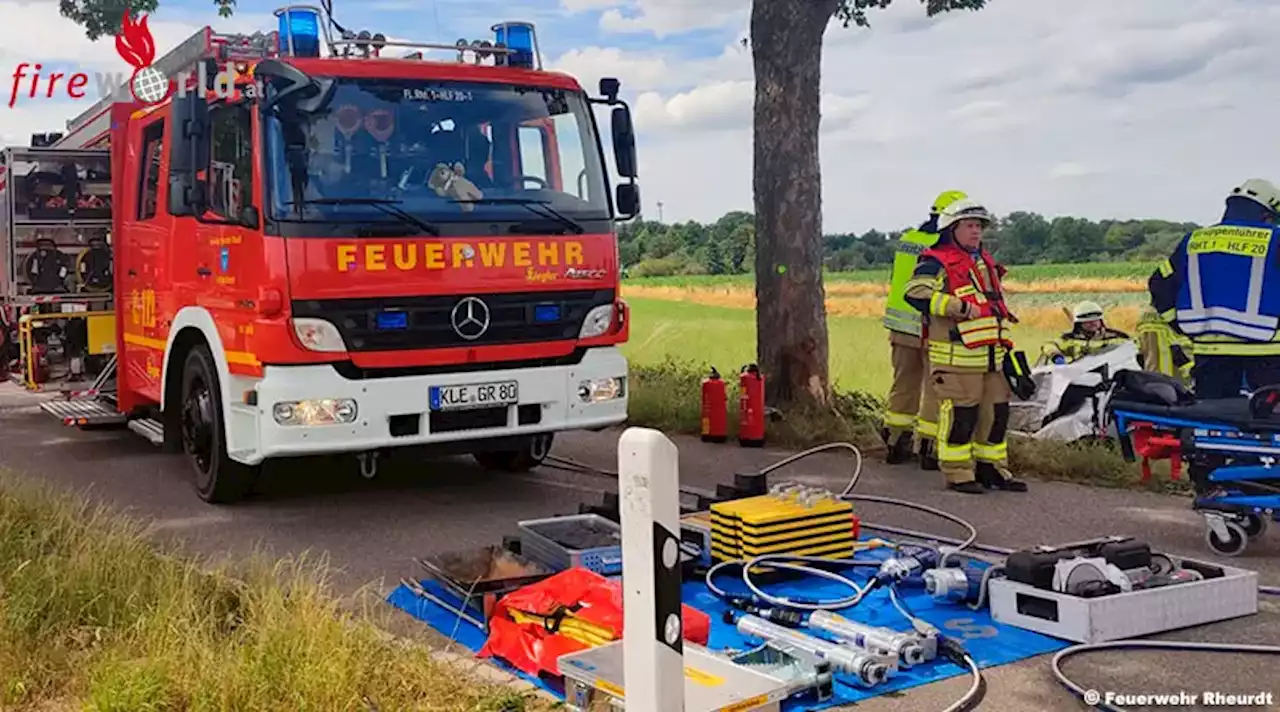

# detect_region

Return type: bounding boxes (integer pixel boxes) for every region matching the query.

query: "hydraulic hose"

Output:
[1051,640,1280,712]
[546,446,988,712]
[540,440,1280,712]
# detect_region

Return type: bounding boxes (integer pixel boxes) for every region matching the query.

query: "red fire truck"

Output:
[0,11,637,503]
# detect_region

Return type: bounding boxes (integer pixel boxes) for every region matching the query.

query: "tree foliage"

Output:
[619,211,1195,277]
[60,0,235,41]
[833,0,986,28]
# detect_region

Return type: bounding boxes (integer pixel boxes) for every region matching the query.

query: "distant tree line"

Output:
[619,211,1198,277]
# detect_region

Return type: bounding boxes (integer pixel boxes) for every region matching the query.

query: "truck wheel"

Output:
[180,345,257,504]
[473,433,554,472]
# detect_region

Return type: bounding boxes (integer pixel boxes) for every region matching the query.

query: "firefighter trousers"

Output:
[930,368,1015,485]
[885,339,929,443]
[917,372,939,449]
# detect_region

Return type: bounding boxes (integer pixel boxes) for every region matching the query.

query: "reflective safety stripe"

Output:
[897,240,926,256]
[883,306,923,336]
[1058,335,1130,361]
[884,411,916,429]
[936,400,972,463]
[974,441,1007,462]
[1177,306,1279,341]
[939,440,972,463]
[928,341,1004,367]
[956,316,1002,347]
[916,419,938,438]
[1158,259,1173,277]
[1188,340,1280,356]
[929,293,953,317]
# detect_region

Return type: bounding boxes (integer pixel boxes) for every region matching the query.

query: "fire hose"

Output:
[541,442,1280,712]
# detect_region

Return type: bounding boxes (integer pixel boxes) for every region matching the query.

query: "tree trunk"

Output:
[751,0,838,411]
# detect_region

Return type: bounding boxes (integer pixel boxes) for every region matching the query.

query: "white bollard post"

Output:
[618,427,685,712]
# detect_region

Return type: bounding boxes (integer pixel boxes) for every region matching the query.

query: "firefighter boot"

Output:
[918,439,939,471]
[886,432,914,465]
[976,461,1028,492]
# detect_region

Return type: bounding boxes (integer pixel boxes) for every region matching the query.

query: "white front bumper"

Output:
[232,347,628,462]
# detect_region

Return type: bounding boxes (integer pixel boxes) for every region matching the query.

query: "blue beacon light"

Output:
[275,7,322,58]
[492,22,536,69]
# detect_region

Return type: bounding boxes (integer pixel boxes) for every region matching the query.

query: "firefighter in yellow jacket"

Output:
[881,189,968,466]
[1135,305,1193,383]
[1038,301,1131,365]
[904,198,1028,494]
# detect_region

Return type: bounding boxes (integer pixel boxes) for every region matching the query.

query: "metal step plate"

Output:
[40,397,127,426]
[127,418,165,446]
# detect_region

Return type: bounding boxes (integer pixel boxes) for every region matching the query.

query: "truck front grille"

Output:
[290,289,614,352]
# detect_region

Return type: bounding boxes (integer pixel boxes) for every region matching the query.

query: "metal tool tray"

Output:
[518,513,623,575]
[415,545,552,627]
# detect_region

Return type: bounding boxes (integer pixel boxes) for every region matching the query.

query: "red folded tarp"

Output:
[478,567,711,677]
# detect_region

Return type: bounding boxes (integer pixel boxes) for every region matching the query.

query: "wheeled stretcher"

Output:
[1107,371,1280,557]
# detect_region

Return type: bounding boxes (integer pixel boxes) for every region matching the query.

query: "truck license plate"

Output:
[430,381,519,411]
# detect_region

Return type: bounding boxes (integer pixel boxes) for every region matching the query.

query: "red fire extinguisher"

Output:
[738,364,765,448]
[701,367,727,443]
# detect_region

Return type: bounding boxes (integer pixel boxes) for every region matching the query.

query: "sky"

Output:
[2,0,1278,233]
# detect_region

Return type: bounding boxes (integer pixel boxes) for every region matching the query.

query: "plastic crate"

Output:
[518,514,623,575]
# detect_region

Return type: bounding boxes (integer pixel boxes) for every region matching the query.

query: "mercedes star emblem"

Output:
[450,296,491,340]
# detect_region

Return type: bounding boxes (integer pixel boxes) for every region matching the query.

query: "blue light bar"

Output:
[493,22,535,69]
[534,303,561,322]
[376,310,408,330]
[276,7,321,57]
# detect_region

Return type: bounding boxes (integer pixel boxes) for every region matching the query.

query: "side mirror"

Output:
[254,59,318,109]
[599,77,620,102]
[238,205,260,228]
[611,106,636,179]
[167,90,210,216]
[616,183,640,219]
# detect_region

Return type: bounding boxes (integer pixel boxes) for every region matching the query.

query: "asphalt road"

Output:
[2,383,1279,711]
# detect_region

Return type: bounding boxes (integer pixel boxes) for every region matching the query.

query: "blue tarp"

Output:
[386,546,1072,710]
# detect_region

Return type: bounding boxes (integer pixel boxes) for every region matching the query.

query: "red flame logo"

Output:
[115,12,156,69]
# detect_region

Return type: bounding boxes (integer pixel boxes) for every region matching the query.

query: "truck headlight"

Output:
[578,377,625,403]
[292,318,347,352]
[579,304,615,339]
[272,399,358,426]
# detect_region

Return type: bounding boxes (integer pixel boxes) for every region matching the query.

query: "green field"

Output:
[619,262,1154,395]
[620,297,1065,395]
[626,262,1157,288]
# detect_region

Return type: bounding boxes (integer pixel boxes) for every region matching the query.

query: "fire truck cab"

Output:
[0,9,638,503]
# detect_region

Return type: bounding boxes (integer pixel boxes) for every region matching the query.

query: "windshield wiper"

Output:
[283,197,440,236]
[452,197,585,235]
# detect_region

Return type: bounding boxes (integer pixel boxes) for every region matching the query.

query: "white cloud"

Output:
[590,0,748,37]
[560,0,622,11]
[634,80,752,131]
[549,47,674,93]
[550,0,1280,230]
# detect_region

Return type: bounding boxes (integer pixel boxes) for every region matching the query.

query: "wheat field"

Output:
[618,264,1151,394]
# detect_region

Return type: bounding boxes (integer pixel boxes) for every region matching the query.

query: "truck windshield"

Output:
[264,78,611,235]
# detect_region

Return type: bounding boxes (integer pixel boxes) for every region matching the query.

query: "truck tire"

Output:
[180,344,258,504]
[472,432,554,472]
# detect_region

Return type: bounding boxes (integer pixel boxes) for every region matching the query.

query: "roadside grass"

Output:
[628,358,1185,494]
[0,473,547,712]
